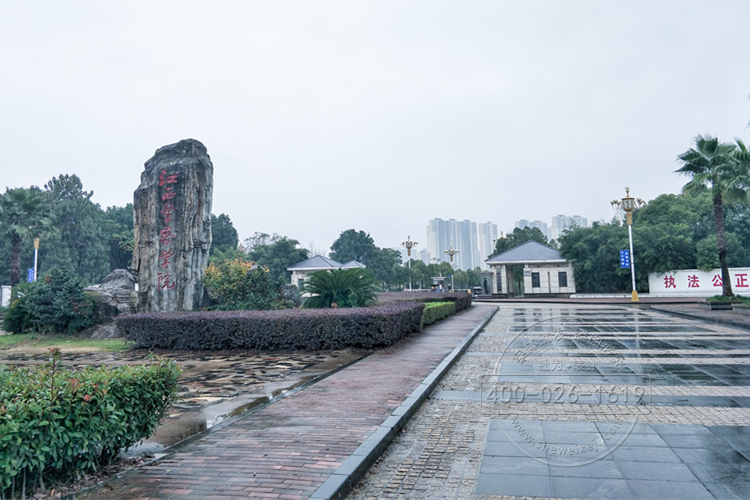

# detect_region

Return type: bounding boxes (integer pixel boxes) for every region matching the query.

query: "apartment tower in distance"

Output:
[426,219,496,271]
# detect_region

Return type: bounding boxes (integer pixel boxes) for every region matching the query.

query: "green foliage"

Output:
[41,174,110,284]
[329,229,377,265]
[706,294,750,303]
[204,259,293,311]
[3,268,98,334]
[368,247,402,290]
[491,227,549,257]
[208,246,248,266]
[0,186,54,286]
[559,190,750,293]
[675,135,750,296]
[421,301,456,326]
[211,213,239,254]
[103,204,134,272]
[246,234,309,281]
[302,268,379,308]
[0,352,180,495]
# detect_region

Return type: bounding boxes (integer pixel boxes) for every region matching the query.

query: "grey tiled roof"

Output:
[341,260,366,269]
[485,240,567,264]
[287,255,343,270]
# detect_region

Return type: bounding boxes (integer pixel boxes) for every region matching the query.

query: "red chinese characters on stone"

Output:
[712,275,723,287]
[159,227,176,245]
[161,201,175,224]
[159,248,175,269]
[161,187,177,201]
[158,272,175,289]
[663,276,676,289]
[736,274,749,288]
[159,169,179,187]
[687,275,700,288]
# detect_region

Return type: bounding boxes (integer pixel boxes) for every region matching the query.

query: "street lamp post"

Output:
[401,236,418,291]
[33,238,40,282]
[611,187,645,302]
[444,247,459,292]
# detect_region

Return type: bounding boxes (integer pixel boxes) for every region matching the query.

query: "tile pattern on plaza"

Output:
[349,305,750,500]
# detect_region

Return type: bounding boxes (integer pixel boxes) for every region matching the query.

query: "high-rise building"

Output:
[478,222,498,270]
[416,248,430,265]
[515,219,550,240]
[551,215,588,240]
[426,218,485,270]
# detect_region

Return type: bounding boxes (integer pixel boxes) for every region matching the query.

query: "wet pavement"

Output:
[74,305,496,499]
[349,305,750,499]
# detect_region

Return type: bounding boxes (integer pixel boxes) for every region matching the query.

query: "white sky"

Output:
[1,1,749,254]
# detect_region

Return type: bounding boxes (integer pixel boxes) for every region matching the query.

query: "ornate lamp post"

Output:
[33,237,39,282]
[611,187,645,302]
[401,236,418,291]
[444,247,459,292]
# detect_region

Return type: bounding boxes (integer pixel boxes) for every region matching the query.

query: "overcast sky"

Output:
[2,1,749,255]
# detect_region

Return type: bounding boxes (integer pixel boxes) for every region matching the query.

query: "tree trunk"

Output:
[10,233,22,286]
[713,191,733,297]
[132,139,213,312]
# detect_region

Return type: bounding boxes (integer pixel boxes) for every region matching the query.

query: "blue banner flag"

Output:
[27,268,35,282]
[619,250,630,268]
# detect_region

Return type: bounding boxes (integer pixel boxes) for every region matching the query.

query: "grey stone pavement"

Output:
[348,304,750,500]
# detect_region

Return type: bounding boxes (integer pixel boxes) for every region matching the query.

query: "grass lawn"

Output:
[0,334,130,352]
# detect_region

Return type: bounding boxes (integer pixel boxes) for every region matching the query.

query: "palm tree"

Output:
[302,268,378,308]
[676,135,750,297]
[0,187,54,286]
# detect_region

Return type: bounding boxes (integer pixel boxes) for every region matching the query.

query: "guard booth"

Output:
[476,271,493,297]
[485,241,576,297]
[430,275,447,292]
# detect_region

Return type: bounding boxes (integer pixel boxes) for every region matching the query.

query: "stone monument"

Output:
[133,139,213,312]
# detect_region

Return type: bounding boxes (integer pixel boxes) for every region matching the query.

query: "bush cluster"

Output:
[378,291,472,312]
[3,268,98,334]
[421,301,457,326]
[302,268,378,308]
[204,258,296,311]
[117,301,425,350]
[0,350,180,495]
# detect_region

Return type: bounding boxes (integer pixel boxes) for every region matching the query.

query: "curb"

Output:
[649,306,750,332]
[309,305,499,500]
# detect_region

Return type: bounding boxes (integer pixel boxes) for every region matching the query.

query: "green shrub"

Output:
[378,291,473,311]
[421,301,456,326]
[303,268,379,308]
[2,269,98,334]
[706,294,750,303]
[0,349,180,495]
[204,258,294,310]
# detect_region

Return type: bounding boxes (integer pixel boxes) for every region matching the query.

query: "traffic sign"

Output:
[619,250,630,268]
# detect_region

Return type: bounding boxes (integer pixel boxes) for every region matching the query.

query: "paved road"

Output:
[350,304,750,500]
[78,305,494,500]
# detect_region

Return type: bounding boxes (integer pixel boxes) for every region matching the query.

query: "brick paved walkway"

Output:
[78,305,494,500]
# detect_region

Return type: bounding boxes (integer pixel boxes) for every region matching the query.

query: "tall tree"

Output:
[246,236,309,281]
[329,229,377,265]
[42,174,109,283]
[103,204,134,271]
[211,213,239,254]
[676,135,750,296]
[0,187,53,285]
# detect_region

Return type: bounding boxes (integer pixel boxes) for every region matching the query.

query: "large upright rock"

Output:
[133,139,213,312]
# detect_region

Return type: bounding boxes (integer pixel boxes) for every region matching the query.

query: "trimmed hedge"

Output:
[118,301,425,350]
[421,301,456,326]
[378,291,472,312]
[0,352,180,495]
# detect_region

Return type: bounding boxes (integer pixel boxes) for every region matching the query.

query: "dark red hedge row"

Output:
[377,291,472,311]
[116,301,425,350]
